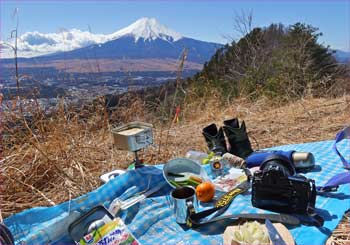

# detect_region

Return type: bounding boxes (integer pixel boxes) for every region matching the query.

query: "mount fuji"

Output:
[1,18,222,72]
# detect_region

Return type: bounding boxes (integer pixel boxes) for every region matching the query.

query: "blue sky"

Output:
[1,0,349,51]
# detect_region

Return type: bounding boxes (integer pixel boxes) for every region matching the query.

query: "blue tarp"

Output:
[5,140,350,245]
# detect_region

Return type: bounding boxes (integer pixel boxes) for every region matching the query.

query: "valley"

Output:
[1,65,198,106]
[0,17,214,105]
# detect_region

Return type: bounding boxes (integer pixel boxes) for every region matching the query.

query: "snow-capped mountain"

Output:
[110,17,182,42]
[0,17,220,64]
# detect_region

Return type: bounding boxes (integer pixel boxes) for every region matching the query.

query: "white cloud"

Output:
[1,29,112,58]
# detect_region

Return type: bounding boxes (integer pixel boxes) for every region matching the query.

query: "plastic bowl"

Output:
[163,158,209,188]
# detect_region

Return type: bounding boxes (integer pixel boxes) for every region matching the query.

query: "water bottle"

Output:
[292,152,315,170]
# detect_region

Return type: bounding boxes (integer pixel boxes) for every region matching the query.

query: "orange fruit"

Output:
[196,182,215,202]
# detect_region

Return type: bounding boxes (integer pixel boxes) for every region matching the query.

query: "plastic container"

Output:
[185,150,208,164]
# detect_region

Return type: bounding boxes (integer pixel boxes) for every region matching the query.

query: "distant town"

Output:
[0,66,198,110]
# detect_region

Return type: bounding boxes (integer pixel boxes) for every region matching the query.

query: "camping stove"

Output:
[111,121,153,168]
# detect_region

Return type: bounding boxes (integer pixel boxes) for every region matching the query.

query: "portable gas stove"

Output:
[100,122,153,183]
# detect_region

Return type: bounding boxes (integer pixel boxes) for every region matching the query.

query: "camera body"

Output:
[251,154,316,214]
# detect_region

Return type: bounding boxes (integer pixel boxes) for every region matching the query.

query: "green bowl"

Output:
[163,158,209,188]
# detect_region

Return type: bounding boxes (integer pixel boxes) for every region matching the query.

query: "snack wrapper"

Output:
[213,168,246,192]
[78,218,140,245]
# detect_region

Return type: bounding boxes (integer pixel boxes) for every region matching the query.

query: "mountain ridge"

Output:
[334,50,350,63]
[29,36,220,63]
[0,17,221,60]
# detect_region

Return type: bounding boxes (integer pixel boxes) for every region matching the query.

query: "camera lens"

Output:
[260,154,296,176]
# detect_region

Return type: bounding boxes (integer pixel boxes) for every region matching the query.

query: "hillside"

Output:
[2,95,349,214]
[1,95,350,243]
[192,23,345,101]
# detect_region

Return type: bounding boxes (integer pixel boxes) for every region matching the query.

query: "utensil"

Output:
[190,213,300,227]
[109,182,166,215]
[168,172,202,183]
[265,219,287,245]
[170,186,198,224]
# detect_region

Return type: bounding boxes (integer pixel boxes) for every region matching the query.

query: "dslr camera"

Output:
[251,154,317,214]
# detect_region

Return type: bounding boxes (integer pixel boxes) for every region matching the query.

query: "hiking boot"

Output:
[202,123,227,154]
[223,118,253,159]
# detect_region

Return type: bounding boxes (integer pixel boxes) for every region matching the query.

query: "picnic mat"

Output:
[4,140,350,245]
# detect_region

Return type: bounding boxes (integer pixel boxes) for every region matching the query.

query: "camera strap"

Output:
[317,172,350,192]
[187,181,249,227]
[187,181,300,227]
[333,126,350,169]
[0,223,14,245]
[317,126,350,192]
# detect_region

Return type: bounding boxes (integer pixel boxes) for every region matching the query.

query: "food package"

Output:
[78,218,140,245]
[212,167,246,192]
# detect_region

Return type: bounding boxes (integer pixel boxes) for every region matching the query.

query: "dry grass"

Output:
[1,94,349,244]
[327,214,350,245]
